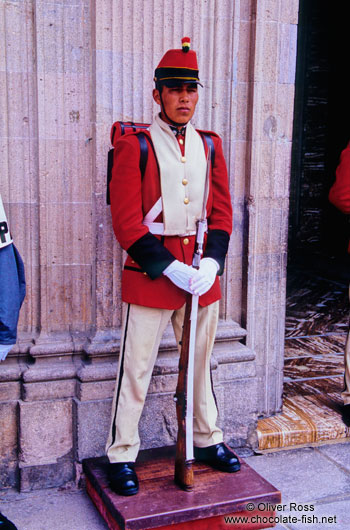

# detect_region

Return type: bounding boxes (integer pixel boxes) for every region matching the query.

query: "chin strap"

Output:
[159,92,189,128]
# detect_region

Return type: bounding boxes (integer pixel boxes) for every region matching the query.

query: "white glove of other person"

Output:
[189,258,219,296]
[163,260,198,294]
[0,344,13,362]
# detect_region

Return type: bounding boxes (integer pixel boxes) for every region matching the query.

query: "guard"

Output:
[106,38,240,496]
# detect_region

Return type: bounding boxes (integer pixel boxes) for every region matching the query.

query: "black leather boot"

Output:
[194,443,241,472]
[108,462,139,496]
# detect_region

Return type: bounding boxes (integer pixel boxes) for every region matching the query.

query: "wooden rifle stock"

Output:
[174,293,195,491]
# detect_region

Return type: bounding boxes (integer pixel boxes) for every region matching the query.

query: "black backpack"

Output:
[107,122,151,205]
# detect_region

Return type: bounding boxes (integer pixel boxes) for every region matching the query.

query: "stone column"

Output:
[244,0,298,416]
[29,0,93,357]
[0,0,39,352]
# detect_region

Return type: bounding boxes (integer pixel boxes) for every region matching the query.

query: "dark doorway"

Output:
[256,0,350,451]
[289,0,350,277]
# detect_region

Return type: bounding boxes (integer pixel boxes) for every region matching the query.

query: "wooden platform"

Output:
[83,446,281,530]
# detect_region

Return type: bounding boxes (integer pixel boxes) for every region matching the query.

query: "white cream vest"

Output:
[148,114,207,235]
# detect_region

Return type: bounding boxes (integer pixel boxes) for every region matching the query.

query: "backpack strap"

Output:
[106,149,114,205]
[136,132,149,177]
[200,132,215,167]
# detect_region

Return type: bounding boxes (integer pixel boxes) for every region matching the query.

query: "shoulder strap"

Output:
[136,132,148,177]
[200,132,215,167]
[106,149,114,205]
[137,132,160,175]
[106,132,152,205]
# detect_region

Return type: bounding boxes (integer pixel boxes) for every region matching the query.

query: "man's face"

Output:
[153,83,199,125]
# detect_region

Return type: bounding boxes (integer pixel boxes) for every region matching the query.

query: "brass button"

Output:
[179,138,184,145]
[183,238,189,245]
[182,178,188,186]
[143,272,147,276]
[131,260,135,264]
[181,156,186,163]
[183,197,189,204]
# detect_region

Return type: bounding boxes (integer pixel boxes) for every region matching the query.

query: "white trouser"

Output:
[106,301,223,463]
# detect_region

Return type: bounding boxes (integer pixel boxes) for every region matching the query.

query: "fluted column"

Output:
[29,0,93,356]
[0,0,39,354]
[244,0,298,415]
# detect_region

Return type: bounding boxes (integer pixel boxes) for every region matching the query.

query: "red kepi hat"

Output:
[154,37,202,87]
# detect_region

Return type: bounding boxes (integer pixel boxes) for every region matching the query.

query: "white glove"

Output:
[189,258,219,296]
[163,260,198,293]
[0,344,13,362]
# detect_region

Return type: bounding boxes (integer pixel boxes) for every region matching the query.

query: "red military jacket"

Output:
[329,143,350,252]
[109,128,232,309]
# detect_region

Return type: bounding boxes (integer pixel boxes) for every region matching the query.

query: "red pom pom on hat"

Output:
[181,37,191,53]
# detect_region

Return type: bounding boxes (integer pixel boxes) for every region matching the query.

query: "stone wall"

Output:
[0,0,298,491]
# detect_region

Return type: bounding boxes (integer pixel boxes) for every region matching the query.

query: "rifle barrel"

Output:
[174,143,211,491]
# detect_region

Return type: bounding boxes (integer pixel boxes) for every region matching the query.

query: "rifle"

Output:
[174,147,211,491]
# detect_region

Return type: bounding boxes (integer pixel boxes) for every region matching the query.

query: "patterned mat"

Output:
[257,269,350,450]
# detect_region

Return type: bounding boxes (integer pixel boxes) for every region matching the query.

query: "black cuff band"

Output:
[127,233,175,279]
[203,229,230,275]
